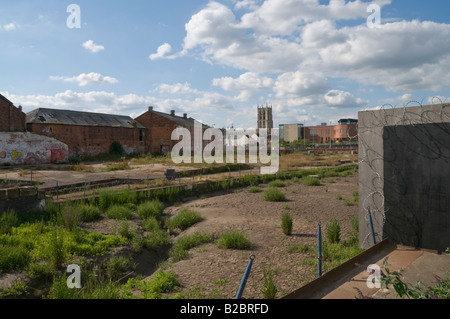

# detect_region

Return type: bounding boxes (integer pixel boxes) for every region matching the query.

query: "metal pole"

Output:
[318,223,322,277]
[368,208,376,245]
[30,169,33,183]
[235,255,255,299]
[56,181,59,200]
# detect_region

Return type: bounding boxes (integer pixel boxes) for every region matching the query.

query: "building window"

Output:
[139,130,144,141]
[340,129,343,135]
[310,130,317,136]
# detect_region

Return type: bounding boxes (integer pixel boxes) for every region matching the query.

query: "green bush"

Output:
[99,189,118,211]
[110,141,124,156]
[0,210,19,235]
[77,204,101,222]
[143,229,170,250]
[105,205,134,220]
[248,186,262,193]
[263,187,286,202]
[137,200,164,220]
[170,232,212,262]
[216,231,251,250]
[141,217,160,232]
[281,212,293,236]
[166,208,203,233]
[326,218,341,244]
[302,176,320,186]
[268,180,286,188]
[58,206,82,230]
[0,244,32,274]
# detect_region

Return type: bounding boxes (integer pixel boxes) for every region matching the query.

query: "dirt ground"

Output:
[151,173,359,299]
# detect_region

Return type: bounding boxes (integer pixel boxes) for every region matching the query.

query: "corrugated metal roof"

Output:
[26,108,146,129]
[151,110,210,129]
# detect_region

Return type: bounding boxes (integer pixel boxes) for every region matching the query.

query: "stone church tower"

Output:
[257,104,273,132]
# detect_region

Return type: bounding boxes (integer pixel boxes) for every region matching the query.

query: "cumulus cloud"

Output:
[274,71,330,98]
[156,82,200,95]
[82,40,105,53]
[324,90,367,108]
[3,23,18,31]
[212,72,274,101]
[50,73,118,87]
[149,43,173,60]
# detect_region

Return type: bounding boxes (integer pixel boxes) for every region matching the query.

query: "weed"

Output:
[302,176,320,186]
[248,186,262,193]
[105,205,134,220]
[268,179,286,188]
[326,218,341,244]
[336,195,343,200]
[0,210,19,235]
[137,200,164,220]
[166,208,203,233]
[261,266,278,299]
[169,231,212,262]
[281,212,293,236]
[343,198,353,206]
[216,231,251,250]
[287,244,310,253]
[141,217,160,232]
[263,187,286,202]
[143,229,170,250]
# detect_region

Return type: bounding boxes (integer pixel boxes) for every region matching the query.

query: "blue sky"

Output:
[1,0,449,129]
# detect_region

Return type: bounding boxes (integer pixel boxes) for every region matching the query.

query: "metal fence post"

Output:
[368,207,376,246]
[236,255,255,299]
[318,223,322,277]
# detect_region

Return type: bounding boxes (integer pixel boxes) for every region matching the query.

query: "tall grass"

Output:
[169,231,212,262]
[105,205,134,220]
[166,208,203,233]
[0,210,19,235]
[216,231,251,250]
[326,218,341,244]
[263,187,286,202]
[281,212,293,236]
[137,200,164,220]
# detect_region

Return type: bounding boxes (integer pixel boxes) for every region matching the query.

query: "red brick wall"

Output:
[27,123,147,157]
[305,124,358,143]
[136,110,209,155]
[0,98,26,132]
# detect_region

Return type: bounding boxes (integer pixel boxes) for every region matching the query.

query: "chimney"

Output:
[148,106,153,112]
[183,113,187,119]
[170,110,175,116]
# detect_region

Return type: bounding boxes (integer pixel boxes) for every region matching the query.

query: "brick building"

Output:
[136,107,210,155]
[26,108,147,157]
[0,94,26,132]
[304,119,358,144]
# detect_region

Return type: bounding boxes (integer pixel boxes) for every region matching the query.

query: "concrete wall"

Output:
[0,186,46,213]
[0,132,69,165]
[358,104,450,252]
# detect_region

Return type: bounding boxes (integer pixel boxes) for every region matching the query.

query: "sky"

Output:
[1,0,450,129]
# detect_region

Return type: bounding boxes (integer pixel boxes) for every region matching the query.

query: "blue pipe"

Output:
[318,223,322,277]
[235,255,255,299]
[368,208,376,245]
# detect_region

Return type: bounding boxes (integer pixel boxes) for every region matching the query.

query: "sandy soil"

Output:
[156,174,359,299]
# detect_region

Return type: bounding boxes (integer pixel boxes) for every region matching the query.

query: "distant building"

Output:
[279,124,304,142]
[257,105,273,132]
[0,94,26,132]
[304,119,358,144]
[279,119,358,144]
[26,108,147,157]
[135,107,210,155]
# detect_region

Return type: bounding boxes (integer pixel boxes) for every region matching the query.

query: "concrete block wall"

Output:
[0,186,46,213]
[358,104,450,252]
[0,132,69,165]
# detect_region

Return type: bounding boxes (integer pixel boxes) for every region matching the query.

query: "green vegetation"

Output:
[247,186,262,193]
[105,205,134,220]
[261,266,278,299]
[137,200,164,220]
[326,218,341,244]
[268,179,286,188]
[302,176,320,186]
[263,187,286,202]
[169,231,213,262]
[281,212,293,236]
[216,231,251,250]
[166,208,203,233]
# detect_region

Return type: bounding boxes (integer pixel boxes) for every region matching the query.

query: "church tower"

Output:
[257,104,273,132]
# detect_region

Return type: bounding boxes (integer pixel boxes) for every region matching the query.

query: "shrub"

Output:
[99,189,118,211]
[326,218,341,244]
[77,204,101,222]
[343,198,353,206]
[141,217,160,232]
[166,208,203,233]
[169,232,212,262]
[143,229,170,250]
[106,205,134,220]
[109,141,124,156]
[268,180,286,188]
[0,210,19,235]
[137,200,164,220]
[302,176,320,186]
[59,206,82,230]
[248,186,262,193]
[0,244,31,274]
[216,231,251,250]
[281,212,293,236]
[263,187,286,202]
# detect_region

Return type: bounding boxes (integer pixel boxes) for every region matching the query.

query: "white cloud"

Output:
[156,82,200,95]
[82,40,105,53]
[3,23,18,31]
[149,43,173,60]
[324,90,367,108]
[212,72,274,101]
[50,73,118,87]
[274,71,330,98]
